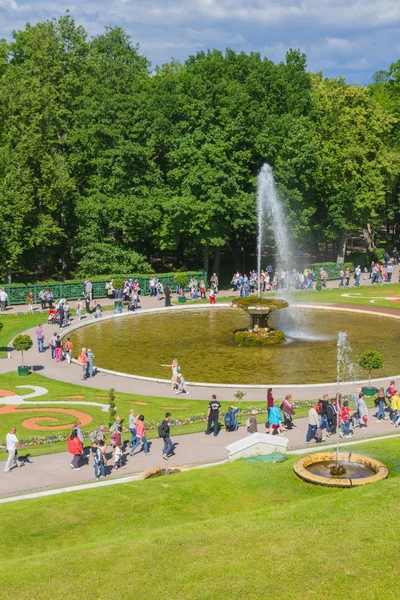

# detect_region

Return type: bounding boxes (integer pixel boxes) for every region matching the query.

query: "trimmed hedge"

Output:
[307,262,354,280]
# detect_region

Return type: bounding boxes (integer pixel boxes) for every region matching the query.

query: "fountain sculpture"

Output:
[233,164,289,345]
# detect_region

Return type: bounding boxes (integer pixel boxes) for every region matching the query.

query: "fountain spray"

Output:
[332,332,356,476]
[256,164,291,298]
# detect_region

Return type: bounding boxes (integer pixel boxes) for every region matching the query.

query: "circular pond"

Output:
[69,307,400,385]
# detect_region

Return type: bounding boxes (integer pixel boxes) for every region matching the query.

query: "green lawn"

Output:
[291,282,400,308]
[0,438,398,599]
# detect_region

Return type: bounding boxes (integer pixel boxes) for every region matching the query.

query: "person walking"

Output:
[158,412,173,460]
[268,402,283,436]
[55,335,63,362]
[64,338,73,365]
[281,394,295,430]
[135,415,150,456]
[49,332,58,361]
[206,394,221,436]
[0,288,8,311]
[92,441,106,479]
[76,299,82,321]
[87,348,95,378]
[78,348,88,379]
[35,324,44,353]
[128,409,137,448]
[340,401,352,439]
[164,283,172,307]
[68,429,83,470]
[376,387,388,422]
[4,427,24,472]
[209,287,216,304]
[306,403,320,443]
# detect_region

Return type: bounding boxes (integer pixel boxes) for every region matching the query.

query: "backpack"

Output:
[89,429,99,444]
[158,421,167,438]
[224,413,234,428]
[385,388,391,399]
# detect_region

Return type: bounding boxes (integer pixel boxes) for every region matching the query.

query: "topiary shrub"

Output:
[173,273,190,290]
[359,350,384,387]
[13,334,33,367]
[112,278,125,291]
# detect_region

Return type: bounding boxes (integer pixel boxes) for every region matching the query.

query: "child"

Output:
[175,374,189,395]
[93,440,106,479]
[114,443,126,470]
[136,415,150,455]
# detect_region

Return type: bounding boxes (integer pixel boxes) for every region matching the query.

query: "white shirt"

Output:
[0,291,8,301]
[6,433,18,452]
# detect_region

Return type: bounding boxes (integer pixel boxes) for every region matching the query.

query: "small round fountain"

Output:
[232,296,288,345]
[293,452,388,488]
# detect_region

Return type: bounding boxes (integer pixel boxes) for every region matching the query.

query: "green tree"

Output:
[359,350,384,386]
[13,334,33,366]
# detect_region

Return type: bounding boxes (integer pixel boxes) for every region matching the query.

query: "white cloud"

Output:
[0,0,399,82]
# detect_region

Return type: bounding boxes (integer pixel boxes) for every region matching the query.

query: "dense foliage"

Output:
[1,15,400,281]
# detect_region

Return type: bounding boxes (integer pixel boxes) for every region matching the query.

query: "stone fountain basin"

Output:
[293,452,388,488]
[233,297,289,312]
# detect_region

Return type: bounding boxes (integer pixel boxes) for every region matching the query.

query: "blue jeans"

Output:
[141,435,149,454]
[387,273,392,282]
[37,338,44,352]
[129,428,137,445]
[51,346,55,360]
[341,419,351,435]
[94,461,105,479]
[130,435,140,455]
[377,401,386,420]
[163,436,173,456]
[339,277,344,286]
[88,361,94,377]
[319,414,330,432]
[206,414,219,436]
[392,410,398,424]
[306,425,317,442]
[355,276,360,286]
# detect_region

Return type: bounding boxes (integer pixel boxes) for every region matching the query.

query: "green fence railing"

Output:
[0,271,207,306]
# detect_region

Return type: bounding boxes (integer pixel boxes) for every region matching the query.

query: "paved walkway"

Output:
[0,410,397,498]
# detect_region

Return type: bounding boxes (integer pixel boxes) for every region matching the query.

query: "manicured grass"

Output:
[291,282,400,308]
[0,312,45,357]
[0,438,398,599]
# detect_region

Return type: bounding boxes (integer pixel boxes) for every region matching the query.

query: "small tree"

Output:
[112,278,125,291]
[109,388,116,421]
[359,350,384,387]
[233,390,246,424]
[173,273,189,290]
[13,334,33,367]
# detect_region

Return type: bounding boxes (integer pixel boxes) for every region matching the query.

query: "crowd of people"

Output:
[4,380,397,475]
[230,252,398,295]
[64,411,175,479]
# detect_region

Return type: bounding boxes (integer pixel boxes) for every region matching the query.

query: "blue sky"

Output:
[1,0,399,83]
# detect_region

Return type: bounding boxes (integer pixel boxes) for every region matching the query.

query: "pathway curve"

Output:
[0,410,397,498]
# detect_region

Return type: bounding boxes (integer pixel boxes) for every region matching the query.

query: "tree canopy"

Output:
[0,15,400,281]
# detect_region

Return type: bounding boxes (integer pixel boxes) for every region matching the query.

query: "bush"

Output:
[173,273,190,290]
[112,278,125,290]
[307,262,353,280]
[75,243,152,278]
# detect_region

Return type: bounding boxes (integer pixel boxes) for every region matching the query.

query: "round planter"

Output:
[315,284,322,291]
[178,296,187,303]
[17,366,30,377]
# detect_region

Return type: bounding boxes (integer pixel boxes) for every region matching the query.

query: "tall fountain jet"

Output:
[257,164,291,298]
[233,163,288,345]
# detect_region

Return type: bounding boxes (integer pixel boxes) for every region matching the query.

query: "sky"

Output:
[0,0,399,83]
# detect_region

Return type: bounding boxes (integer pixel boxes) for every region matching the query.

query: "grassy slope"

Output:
[291,282,400,308]
[0,439,398,599]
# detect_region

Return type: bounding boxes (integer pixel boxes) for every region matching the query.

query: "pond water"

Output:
[68,307,400,384]
[307,460,375,479]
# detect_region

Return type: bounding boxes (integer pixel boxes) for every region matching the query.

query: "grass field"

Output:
[0,437,398,599]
